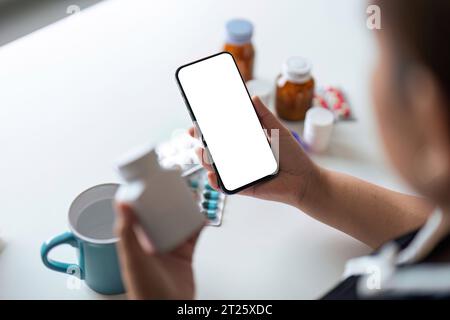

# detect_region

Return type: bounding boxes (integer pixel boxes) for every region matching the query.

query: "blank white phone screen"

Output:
[177,53,278,192]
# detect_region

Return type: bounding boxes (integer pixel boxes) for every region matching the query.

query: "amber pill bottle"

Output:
[223,19,255,82]
[275,57,315,121]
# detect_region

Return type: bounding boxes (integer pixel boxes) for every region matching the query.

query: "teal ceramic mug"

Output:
[41,183,124,295]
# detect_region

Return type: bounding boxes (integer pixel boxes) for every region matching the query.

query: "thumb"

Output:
[115,203,148,265]
[115,203,141,251]
[252,96,287,133]
[115,204,157,293]
[115,203,175,299]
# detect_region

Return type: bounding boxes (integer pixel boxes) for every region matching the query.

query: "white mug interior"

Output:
[68,183,119,244]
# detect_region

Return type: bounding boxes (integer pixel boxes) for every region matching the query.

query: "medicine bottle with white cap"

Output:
[275,57,315,121]
[223,18,255,82]
[115,146,205,253]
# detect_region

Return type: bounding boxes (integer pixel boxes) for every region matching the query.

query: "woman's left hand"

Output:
[115,203,202,299]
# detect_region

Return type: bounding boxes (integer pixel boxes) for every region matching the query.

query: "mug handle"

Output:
[41,231,84,279]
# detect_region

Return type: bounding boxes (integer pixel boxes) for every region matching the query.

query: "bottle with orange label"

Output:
[275,57,315,121]
[223,19,255,82]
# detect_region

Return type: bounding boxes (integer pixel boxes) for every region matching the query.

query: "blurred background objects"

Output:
[0,0,104,46]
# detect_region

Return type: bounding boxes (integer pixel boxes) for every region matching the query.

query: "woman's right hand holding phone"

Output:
[190,96,432,248]
[189,96,321,209]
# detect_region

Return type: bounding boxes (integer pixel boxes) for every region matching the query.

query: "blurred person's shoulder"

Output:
[322,229,450,300]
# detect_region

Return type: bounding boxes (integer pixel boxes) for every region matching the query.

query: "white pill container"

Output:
[303,107,334,153]
[246,79,273,107]
[115,146,204,252]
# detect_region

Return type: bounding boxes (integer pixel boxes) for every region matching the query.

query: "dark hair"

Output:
[377,0,450,108]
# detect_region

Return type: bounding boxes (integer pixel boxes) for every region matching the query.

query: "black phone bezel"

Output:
[175,51,279,195]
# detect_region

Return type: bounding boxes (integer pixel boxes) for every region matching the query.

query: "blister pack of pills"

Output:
[184,166,225,227]
[314,86,354,121]
[156,131,226,227]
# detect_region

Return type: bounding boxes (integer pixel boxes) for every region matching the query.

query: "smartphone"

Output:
[175,52,278,194]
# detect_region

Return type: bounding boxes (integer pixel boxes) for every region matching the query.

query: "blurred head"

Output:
[371,0,450,208]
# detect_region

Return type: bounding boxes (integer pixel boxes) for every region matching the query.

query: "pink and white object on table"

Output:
[314,86,353,121]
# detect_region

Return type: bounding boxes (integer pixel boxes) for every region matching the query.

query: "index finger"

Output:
[187,127,198,139]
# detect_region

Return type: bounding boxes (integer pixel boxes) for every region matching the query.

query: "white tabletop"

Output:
[0,0,414,299]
